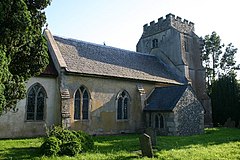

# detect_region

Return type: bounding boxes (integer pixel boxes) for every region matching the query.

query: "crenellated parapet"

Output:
[142,13,195,38]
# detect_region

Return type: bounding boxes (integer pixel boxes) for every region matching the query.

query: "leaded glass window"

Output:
[117,90,130,120]
[74,86,89,120]
[26,83,46,121]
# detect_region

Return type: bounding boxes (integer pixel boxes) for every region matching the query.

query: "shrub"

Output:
[74,130,94,152]
[40,136,60,156]
[48,126,77,142]
[41,126,94,156]
[60,140,82,156]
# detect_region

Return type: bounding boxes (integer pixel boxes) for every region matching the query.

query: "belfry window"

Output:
[117,90,130,120]
[26,83,47,121]
[184,37,189,52]
[152,39,159,48]
[74,86,89,120]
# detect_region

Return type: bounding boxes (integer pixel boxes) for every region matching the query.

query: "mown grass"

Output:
[0,128,240,160]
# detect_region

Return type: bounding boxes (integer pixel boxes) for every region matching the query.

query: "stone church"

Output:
[0,14,211,138]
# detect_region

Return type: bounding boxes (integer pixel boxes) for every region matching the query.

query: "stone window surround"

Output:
[25,82,47,122]
[154,113,164,129]
[116,90,131,121]
[73,85,90,121]
[152,38,159,48]
[184,36,190,52]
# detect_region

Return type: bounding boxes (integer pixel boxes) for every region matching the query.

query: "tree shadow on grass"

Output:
[2,147,41,160]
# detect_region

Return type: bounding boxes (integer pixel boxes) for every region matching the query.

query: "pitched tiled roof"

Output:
[53,36,186,84]
[145,85,188,111]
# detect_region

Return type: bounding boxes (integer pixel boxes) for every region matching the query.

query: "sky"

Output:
[45,0,240,77]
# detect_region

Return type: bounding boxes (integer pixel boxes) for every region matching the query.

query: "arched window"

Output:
[74,86,89,120]
[184,37,189,52]
[155,114,164,129]
[155,115,159,128]
[26,83,47,121]
[152,39,158,48]
[117,90,130,120]
[159,114,164,128]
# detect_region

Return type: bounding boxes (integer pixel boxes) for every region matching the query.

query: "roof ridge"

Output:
[53,35,155,57]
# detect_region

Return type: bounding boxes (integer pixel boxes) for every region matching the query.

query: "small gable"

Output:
[145,85,188,112]
[40,51,58,77]
[145,85,204,136]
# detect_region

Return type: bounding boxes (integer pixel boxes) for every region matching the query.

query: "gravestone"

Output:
[139,133,153,158]
[145,128,157,147]
[224,118,235,128]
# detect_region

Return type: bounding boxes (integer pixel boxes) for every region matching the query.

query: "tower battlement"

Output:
[142,13,195,38]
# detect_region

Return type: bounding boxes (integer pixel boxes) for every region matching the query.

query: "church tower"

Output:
[137,13,212,127]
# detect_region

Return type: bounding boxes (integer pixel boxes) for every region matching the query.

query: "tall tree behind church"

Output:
[201,31,240,126]
[0,0,51,115]
[201,31,239,92]
[201,31,223,90]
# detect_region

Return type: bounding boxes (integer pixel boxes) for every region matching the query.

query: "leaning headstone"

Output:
[139,133,153,158]
[145,128,157,147]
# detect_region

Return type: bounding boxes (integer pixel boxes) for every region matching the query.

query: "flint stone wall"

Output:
[173,87,204,136]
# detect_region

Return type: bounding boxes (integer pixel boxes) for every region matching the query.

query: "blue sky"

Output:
[45,0,240,76]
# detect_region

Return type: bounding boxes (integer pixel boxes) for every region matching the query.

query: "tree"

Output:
[220,43,238,75]
[211,75,240,126]
[0,0,51,115]
[202,32,240,127]
[201,31,239,92]
[201,31,224,88]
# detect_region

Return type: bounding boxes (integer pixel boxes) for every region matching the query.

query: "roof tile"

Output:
[54,36,186,84]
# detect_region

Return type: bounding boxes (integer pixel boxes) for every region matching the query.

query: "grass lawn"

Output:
[0,128,240,160]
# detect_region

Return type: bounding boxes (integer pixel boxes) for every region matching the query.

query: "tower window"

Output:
[184,37,189,52]
[152,39,158,48]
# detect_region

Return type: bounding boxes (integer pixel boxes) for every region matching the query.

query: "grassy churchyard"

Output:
[0,128,240,160]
